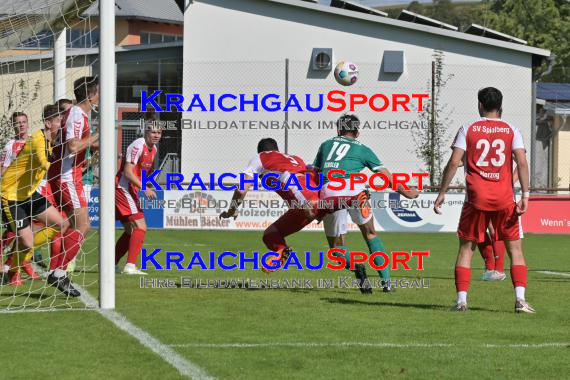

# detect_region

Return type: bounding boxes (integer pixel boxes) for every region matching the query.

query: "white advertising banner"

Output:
[372,192,464,232]
[162,190,465,232]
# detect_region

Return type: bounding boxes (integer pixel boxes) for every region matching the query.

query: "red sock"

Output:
[477,235,495,271]
[50,233,63,271]
[126,229,145,265]
[511,265,527,288]
[493,240,506,273]
[115,232,131,264]
[5,254,13,267]
[61,229,84,269]
[455,266,471,292]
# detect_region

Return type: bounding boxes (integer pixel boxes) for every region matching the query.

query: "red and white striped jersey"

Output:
[0,139,26,168]
[244,151,308,177]
[244,150,315,202]
[48,105,90,183]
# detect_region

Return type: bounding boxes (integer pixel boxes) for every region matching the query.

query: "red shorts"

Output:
[50,180,88,210]
[115,186,144,223]
[270,208,312,239]
[457,202,522,243]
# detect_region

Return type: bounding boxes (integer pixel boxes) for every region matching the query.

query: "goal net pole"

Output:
[53,28,66,101]
[99,0,116,309]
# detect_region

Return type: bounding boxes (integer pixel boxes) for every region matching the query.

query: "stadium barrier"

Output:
[86,186,570,233]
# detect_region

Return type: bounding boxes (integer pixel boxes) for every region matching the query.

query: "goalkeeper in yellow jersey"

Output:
[1,105,79,297]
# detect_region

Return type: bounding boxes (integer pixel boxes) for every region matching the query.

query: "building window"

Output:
[18,28,99,48]
[140,32,182,45]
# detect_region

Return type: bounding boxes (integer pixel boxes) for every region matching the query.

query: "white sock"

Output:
[457,291,467,304]
[53,268,66,278]
[515,286,525,300]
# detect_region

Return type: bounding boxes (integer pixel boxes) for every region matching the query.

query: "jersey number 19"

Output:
[326,142,351,161]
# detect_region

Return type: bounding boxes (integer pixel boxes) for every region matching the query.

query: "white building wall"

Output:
[182,0,533,183]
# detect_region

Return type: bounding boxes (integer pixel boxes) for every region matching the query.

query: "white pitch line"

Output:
[535,271,570,278]
[77,285,213,380]
[485,343,570,348]
[168,342,569,349]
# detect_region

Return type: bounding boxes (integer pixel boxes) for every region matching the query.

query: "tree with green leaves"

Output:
[411,50,455,187]
[484,0,570,81]
[0,79,40,148]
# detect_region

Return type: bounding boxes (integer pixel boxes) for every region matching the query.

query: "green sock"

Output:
[367,237,390,281]
[332,245,351,270]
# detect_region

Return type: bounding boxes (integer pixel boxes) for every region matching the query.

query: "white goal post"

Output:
[98,0,116,309]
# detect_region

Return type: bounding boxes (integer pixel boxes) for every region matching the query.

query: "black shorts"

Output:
[1,192,50,231]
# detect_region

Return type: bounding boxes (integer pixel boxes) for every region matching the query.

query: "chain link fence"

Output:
[180,59,568,192]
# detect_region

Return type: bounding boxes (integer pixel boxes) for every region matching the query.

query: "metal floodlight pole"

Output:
[53,28,66,102]
[99,0,116,309]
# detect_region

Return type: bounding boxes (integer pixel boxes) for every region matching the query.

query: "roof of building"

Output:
[537,83,570,102]
[83,0,183,24]
[397,9,458,31]
[260,0,550,59]
[465,24,527,45]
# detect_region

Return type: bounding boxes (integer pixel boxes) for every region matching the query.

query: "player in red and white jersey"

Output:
[0,112,29,175]
[0,140,26,175]
[47,77,100,275]
[115,127,161,275]
[434,87,534,313]
[220,138,324,272]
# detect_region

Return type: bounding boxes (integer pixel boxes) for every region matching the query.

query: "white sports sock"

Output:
[515,286,525,300]
[457,291,467,304]
[53,268,66,278]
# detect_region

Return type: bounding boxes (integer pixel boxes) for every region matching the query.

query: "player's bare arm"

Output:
[124,161,155,199]
[66,132,100,154]
[513,149,530,215]
[219,174,254,219]
[512,164,519,184]
[434,147,465,214]
[376,167,419,199]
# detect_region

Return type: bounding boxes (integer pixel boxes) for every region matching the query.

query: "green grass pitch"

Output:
[1,230,569,379]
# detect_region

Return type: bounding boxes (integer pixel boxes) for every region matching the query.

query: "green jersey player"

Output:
[313,114,419,293]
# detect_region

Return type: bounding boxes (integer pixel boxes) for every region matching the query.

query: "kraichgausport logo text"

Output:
[141,90,429,112]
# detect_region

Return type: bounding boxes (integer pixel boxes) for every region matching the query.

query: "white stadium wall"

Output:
[182,0,534,182]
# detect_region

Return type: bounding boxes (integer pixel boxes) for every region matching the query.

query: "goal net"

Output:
[0,0,105,311]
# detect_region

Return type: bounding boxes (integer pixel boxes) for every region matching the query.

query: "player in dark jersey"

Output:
[435,87,534,313]
[219,138,324,273]
[313,114,419,293]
